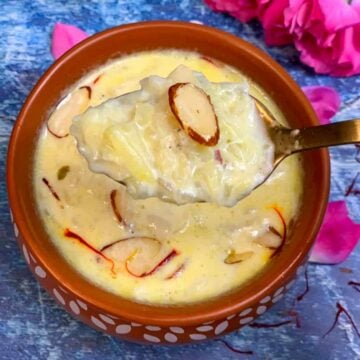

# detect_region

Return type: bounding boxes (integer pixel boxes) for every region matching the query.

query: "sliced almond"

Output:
[101,236,177,277]
[224,251,254,264]
[101,237,161,276]
[47,86,90,138]
[169,65,197,84]
[130,249,178,278]
[168,83,219,146]
[254,229,282,249]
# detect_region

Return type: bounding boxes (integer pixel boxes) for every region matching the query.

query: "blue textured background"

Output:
[1,1,359,359]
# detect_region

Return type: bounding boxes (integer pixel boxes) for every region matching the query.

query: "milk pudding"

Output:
[71,66,274,206]
[34,50,303,305]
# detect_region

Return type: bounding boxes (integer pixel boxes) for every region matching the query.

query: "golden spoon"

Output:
[252,96,360,171]
[71,75,360,206]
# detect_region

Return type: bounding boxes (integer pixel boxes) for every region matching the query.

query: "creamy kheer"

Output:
[34,50,303,305]
[71,65,274,206]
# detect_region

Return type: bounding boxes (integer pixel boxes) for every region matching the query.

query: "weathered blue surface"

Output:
[0,1,359,359]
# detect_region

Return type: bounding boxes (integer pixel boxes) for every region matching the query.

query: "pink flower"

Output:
[302,86,341,125]
[204,0,258,22]
[310,201,360,264]
[205,0,360,76]
[51,23,89,60]
[257,0,293,46]
[284,0,360,76]
[205,0,292,45]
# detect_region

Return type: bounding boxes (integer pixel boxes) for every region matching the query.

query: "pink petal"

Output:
[294,26,360,77]
[258,0,293,46]
[285,0,360,76]
[317,0,360,31]
[310,201,360,264]
[51,23,89,60]
[204,0,258,23]
[302,86,341,125]
[263,25,292,47]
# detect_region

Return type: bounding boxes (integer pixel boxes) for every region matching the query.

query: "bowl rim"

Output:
[7,20,330,326]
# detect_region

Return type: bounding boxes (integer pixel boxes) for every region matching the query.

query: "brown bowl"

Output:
[7,21,329,344]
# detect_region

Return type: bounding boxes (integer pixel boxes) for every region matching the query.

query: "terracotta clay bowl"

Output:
[7,21,330,344]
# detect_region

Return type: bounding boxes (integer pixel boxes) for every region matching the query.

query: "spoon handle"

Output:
[291,119,360,153]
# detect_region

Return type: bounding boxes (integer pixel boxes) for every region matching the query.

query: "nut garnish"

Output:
[224,250,254,264]
[254,228,282,249]
[47,87,90,138]
[168,83,219,146]
[57,165,70,180]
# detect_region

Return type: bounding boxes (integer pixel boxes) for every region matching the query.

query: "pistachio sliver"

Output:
[57,165,70,180]
[224,251,254,264]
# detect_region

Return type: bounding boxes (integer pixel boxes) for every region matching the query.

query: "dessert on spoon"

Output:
[71,65,359,207]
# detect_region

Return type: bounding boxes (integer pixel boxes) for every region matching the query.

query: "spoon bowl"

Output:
[75,86,359,207]
[253,95,360,175]
[92,90,359,206]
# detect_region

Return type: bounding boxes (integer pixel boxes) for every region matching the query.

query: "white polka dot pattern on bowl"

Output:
[9,205,308,344]
[91,316,107,330]
[116,324,132,334]
[105,314,119,319]
[44,271,302,344]
[58,286,68,294]
[29,252,37,263]
[190,333,207,340]
[143,334,161,343]
[203,320,215,325]
[274,286,284,297]
[272,293,284,303]
[146,325,161,331]
[256,305,267,315]
[196,325,213,332]
[215,320,229,335]
[239,308,252,317]
[34,265,46,279]
[69,300,80,315]
[131,322,142,327]
[239,316,254,325]
[165,332,178,343]
[22,244,30,265]
[170,326,184,334]
[76,299,88,310]
[53,288,65,305]
[13,222,19,237]
[99,314,116,325]
[260,295,271,304]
